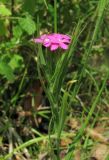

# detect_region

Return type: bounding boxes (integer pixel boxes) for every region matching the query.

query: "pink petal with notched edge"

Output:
[43,42,51,47]
[50,44,59,51]
[61,39,71,43]
[60,43,68,50]
[61,34,71,40]
[40,34,47,40]
[33,38,43,43]
[43,38,51,47]
[47,35,57,43]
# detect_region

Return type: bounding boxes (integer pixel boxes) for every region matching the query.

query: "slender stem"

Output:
[11,67,27,105]
[43,0,48,9]
[9,0,15,38]
[54,0,57,33]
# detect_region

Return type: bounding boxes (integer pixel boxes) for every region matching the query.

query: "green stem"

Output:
[9,0,15,38]
[11,67,27,105]
[54,0,57,33]
[3,132,75,160]
[43,0,48,9]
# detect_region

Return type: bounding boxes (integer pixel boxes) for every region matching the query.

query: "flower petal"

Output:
[43,42,51,47]
[50,44,59,51]
[47,35,58,43]
[60,42,68,50]
[61,34,71,40]
[62,39,71,43]
[33,38,43,43]
[40,34,47,40]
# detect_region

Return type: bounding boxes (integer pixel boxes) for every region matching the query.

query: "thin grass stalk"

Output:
[56,92,69,159]
[67,71,109,153]
[37,46,59,125]
[54,0,57,33]
[11,66,27,105]
[43,0,48,9]
[72,0,108,97]
[3,132,75,160]
[83,108,100,149]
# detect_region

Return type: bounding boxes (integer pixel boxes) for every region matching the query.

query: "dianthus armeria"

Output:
[33,33,71,51]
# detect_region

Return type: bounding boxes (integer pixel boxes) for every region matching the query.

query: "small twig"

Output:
[10,127,31,159]
[8,128,13,160]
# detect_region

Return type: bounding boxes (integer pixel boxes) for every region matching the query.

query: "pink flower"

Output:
[33,33,71,51]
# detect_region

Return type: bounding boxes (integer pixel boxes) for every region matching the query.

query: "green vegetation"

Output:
[0,0,109,160]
